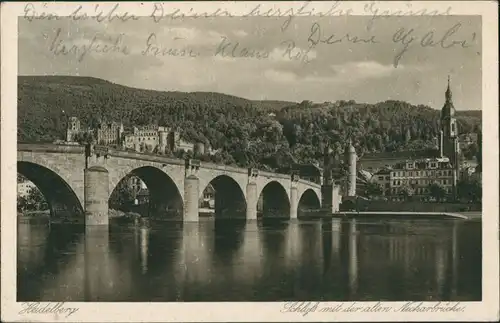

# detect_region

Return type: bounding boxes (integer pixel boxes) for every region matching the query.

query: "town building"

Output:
[359,149,440,174]
[17,179,36,197]
[387,157,455,198]
[371,168,392,195]
[200,184,216,209]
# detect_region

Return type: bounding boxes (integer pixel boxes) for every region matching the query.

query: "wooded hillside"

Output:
[18,76,482,170]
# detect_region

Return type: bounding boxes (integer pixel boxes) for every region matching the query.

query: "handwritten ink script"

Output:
[280,301,467,316]
[23,2,477,68]
[19,302,79,318]
[280,302,465,316]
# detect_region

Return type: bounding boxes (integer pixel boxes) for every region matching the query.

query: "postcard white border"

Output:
[1,1,499,322]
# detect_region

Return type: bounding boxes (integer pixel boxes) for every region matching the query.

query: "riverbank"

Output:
[330,211,468,220]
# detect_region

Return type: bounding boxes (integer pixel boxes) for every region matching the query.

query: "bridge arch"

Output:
[297,188,321,218]
[109,166,184,220]
[17,161,84,218]
[257,181,290,219]
[200,175,247,219]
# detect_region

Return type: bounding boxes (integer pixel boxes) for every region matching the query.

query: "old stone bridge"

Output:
[18,144,341,225]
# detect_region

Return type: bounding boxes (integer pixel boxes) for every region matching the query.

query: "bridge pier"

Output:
[290,186,298,219]
[184,175,199,222]
[84,166,109,226]
[246,182,257,220]
[321,184,341,213]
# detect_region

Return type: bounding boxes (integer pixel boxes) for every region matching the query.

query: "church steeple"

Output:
[441,75,456,120]
[445,75,452,102]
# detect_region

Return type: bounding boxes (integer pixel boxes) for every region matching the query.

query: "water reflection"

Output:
[18,217,481,302]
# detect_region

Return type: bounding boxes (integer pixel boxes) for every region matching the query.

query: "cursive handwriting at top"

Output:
[69,4,140,23]
[243,1,353,32]
[150,3,232,23]
[363,2,453,30]
[214,36,270,60]
[23,3,60,22]
[392,22,477,67]
[307,22,378,49]
[141,33,199,58]
[49,28,130,62]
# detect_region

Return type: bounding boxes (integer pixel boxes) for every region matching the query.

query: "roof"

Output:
[374,168,392,175]
[360,149,440,161]
[203,183,216,194]
[358,170,373,181]
[392,159,453,170]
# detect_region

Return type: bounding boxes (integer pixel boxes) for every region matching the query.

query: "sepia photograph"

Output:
[2,1,499,322]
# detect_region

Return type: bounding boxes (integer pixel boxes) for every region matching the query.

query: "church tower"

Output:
[439,76,460,197]
[440,76,460,163]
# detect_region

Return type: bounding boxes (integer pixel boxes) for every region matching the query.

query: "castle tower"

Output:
[158,128,168,153]
[344,139,357,197]
[66,116,81,142]
[440,76,460,198]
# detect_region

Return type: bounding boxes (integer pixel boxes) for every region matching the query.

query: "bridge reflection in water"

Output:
[17,217,481,302]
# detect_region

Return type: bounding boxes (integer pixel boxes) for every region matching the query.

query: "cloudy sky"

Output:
[18,14,481,110]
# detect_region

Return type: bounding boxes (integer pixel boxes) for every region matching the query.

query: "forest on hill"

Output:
[18,76,482,171]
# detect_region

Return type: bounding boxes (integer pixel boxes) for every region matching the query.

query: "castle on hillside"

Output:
[63,117,209,154]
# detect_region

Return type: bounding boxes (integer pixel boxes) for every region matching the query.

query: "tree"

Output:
[428,183,447,202]
[109,177,137,210]
[457,179,482,203]
[74,131,95,145]
[399,184,415,201]
[364,182,384,198]
[17,187,48,212]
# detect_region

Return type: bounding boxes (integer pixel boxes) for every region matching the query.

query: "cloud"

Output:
[158,27,225,47]
[330,61,405,82]
[264,69,298,83]
[232,30,248,37]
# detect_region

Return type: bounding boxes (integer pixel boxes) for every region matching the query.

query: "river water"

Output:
[17,217,481,301]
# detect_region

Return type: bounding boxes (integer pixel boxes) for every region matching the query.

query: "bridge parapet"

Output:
[259,170,291,180]
[18,143,84,154]
[298,178,321,189]
[105,148,185,166]
[197,161,248,174]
